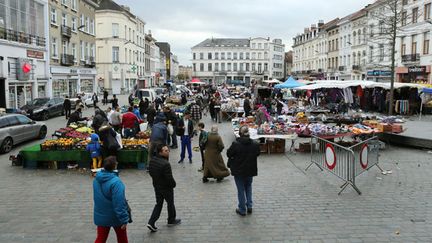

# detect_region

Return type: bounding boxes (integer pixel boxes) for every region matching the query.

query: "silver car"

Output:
[0,114,47,153]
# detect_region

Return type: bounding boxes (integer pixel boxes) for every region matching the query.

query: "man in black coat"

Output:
[176,111,194,164]
[146,103,157,127]
[103,90,108,105]
[67,108,87,126]
[63,96,72,119]
[147,144,181,232]
[111,94,119,109]
[227,126,260,216]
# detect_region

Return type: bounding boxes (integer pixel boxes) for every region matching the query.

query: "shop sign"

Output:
[79,69,96,75]
[27,50,44,59]
[367,70,392,77]
[408,66,426,73]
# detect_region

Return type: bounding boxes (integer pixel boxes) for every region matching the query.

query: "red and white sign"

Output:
[325,144,336,170]
[360,144,368,169]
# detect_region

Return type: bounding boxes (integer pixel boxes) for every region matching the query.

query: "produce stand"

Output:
[20,144,148,170]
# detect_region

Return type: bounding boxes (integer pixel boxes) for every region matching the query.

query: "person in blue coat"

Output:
[86,133,102,174]
[93,156,130,243]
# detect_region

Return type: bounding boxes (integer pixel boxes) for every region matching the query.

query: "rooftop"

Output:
[192,38,250,49]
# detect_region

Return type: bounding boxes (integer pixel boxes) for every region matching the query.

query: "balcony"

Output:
[237,71,246,75]
[61,54,74,66]
[214,71,227,75]
[402,54,420,63]
[338,66,345,71]
[352,65,362,71]
[0,27,46,47]
[61,25,72,38]
[84,56,96,67]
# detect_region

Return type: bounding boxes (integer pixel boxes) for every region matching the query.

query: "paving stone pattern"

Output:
[0,97,432,242]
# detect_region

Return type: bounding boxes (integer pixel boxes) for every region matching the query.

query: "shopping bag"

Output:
[167,123,174,135]
[115,132,123,149]
[139,122,148,132]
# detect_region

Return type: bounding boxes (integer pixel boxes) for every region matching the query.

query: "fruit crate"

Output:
[40,144,56,151]
[268,139,285,153]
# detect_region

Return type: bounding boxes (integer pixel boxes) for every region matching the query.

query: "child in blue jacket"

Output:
[87,133,102,173]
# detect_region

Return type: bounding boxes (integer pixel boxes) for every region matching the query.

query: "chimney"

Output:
[148,29,152,36]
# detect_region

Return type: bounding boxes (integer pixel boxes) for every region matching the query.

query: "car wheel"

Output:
[41,111,49,121]
[38,126,47,139]
[0,137,13,154]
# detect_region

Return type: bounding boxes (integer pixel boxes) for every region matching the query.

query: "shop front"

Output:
[51,67,97,98]
[366,70,392,82]
[396,65,431,84]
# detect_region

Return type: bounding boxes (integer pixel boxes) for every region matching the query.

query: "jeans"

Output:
[180,135,192,160]
[123,128,135,138]
[148,188,176,225]
[95,226,128,243]
[234,176,253,214]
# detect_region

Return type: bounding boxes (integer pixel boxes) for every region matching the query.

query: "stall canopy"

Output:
[190,78,205,84]
[423,88,432,94]
[293,80,424,90]
[275,76,304,89]
[226,80,245,86]
[263,79,282,84]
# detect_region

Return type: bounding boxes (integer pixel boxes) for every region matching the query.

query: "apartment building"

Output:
[325,18,340,80]
[143,32,162,87]
[95,0,146,94]
[350,9,368,80]
[191,37,285,86]
[49,0,98,98]
[0,0,50,109]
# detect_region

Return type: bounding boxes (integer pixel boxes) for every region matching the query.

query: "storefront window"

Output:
[81,79,93,93]
[53,79,68,97]
[38,84,46,97]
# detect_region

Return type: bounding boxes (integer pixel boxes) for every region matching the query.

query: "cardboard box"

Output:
[268,139,286,153]
[391,124,403,133]
[378,123,392,132]
[297,142,311,152]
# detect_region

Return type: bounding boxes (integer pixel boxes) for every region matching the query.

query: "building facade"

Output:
[95,0,146,94]
[191,37,285,86]
[0,0,50,109]
[49,0,98,98]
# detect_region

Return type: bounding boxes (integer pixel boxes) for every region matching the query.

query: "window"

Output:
[258,43,262,49]
[233,63,237,71]
[80,14,84,29]
[62,40,67,54]
[402,11,407,26]
[85,17,89,33]
[369,46,373,62]
[72,43,76,61]
[90,19,94,35]
[258,63,262,72]
[200,63,204,71]
[264,63,268,71]
[199,53,203,59]
[91,44,95,57]
[51,8,57,24]
[412,7,418,23]
[72,17,77,31]
[379,21,384,35]
[252,63,256,71]
[112,23,119,37]
[221,52,225,60]
[401,37,406,55]
[215,53,219,59]
[71,0,77,10]
[80,41,84,60]
[379,44,384,61]
[208,63,212,71]
[193,53,196,60]
[403,0,408,5]
[17,115,31,125]
[258,53,262,59]
[233,52,237,59]
[264,43,268,49]
[412,35,417,54]
[425,3,431,20]
[246,63,250,71]
[424,32,430,55]
[208,53,212,60]
[112,46,119,62]
[240,63,244,71]
[252,52,256,59]
[370,24,374,37]
[239,52,243,59]
[62,13,67,26]
[215,63,219,71]
[227,52,232,59]
[246,52,250,59]
[252,43,256,49]
[193,63,196,72]
[52,38,58,57]
[221,63,225,71]
[227,63,232,71]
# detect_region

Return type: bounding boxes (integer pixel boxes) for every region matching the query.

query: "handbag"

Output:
[167,123,174,135]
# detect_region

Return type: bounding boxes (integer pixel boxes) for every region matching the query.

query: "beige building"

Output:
[49,0,98,97]
[179,65,193,80]
[325,18,340,80]
[95,0,146,94]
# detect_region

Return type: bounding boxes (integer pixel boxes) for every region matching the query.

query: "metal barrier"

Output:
[306,135,383,195]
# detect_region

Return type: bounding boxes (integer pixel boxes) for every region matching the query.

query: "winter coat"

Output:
[177,118,194,137]
[93,170,129,227]
[92,109,108,132]
[63,99,71,110]
[99,126,120,151]
[203,133,230,179]
[67,111,86,125]
[150,121,168,144]
[227,137,260,177]
[146,107,156,125]
[139,100,149,115]
[86,134,102,158]
[148,155,176,191]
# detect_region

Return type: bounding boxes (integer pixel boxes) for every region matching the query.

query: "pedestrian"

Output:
[111,94,119,109]
[197,122,208,172]
[122,107,140,138]
[93,156,130,242]
[214,97,222,123]
[146,103,157,128]
[155,96,163,111]
[63,96,71,119]
[202,125,230,183]
[276,98,284,115]
[87,133,102,176]
[106,107,114,123]
[177,111,194,164]
[133,105,142,120]
[92,92,99,107]
[181,92,187,105]
[128,93,134,107]
[92,108,109,134]
[147,144,181,232]
[148,113,168,163]
[209,98,216,121]
[110,106,122,133]
[227,126,260,216]
[243,96,251,117]
[139,98,149,118]
[103,90,109,105]
[189,100,202,135]
[99,125,121,156]
[163,106,178,149]
[67,107,87,126]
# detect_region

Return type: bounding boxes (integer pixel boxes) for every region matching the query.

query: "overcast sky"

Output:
[115,0,375,66]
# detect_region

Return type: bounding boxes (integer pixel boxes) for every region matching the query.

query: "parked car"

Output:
[0,114,47,153]
[175,85,193,96]
[135,89,157,102]
[20,97,65,120]
[69,93,94,108]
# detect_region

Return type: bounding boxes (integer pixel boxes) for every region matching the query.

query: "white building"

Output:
[143,31,161,87]
[191,37,285,86]
[95,0,146,94]
[0,0,50,109]
[395,0,432,83]
[350,9,368,80]
[338,14,354,80]
[171,54,179,80]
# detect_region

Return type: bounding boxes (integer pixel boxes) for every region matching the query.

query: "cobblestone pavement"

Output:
[1,96,432,242]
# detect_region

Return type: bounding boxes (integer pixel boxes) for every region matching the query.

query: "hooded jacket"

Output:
[92,109,108,132]
[86,133,101,158]
[93,170,129,227]
[150,114,167,143]
[227,137,260,177]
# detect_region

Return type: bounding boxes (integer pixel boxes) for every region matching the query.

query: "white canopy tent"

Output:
[293,80,424,90]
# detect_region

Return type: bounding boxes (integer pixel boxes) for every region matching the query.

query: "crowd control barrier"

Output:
[306,135,383,195]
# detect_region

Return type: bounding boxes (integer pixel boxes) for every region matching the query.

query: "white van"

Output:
[135,89,157,102]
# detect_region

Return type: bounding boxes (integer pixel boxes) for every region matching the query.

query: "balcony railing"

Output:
[352,65,362,71]
[402,54,420,62]
[0,27,46,47]
[84,56,96,67]
[61,25,72,38]
[61,54,74,66]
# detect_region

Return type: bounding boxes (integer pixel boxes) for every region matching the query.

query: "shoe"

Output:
[167,219,181,226]
[170,145,178,149]
[236,208,246,216]
[189,159,192,164]
[147,223,158,232]
[197,167,203,172]
[216,178,223,183]
[247,208,253,214]
[202,177,209,183]
[178,160,184,164]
